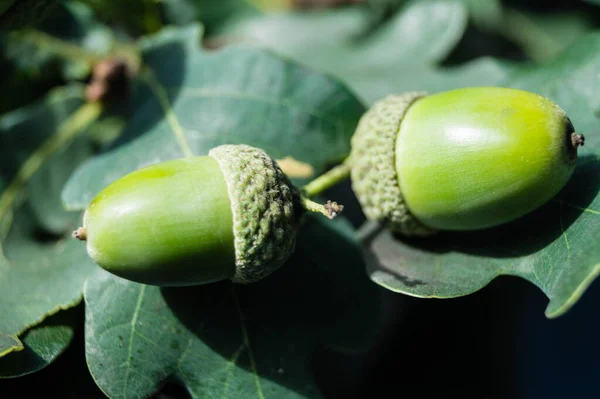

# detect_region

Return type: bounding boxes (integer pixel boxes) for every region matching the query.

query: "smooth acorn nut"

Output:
[73,144,301,286]
[350,86,583,236]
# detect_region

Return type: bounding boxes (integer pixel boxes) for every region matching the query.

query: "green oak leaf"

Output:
[80,0,282,35]
[0,308,77,378]
[82,216,378,399]
[212,0,468,104]
[61,23,364,208]
[193,0,265,34]
[60,23,373,398]
[0,85,100,356]
[361,32,600,318]
[459,0,503,29]
[187,0,290,34]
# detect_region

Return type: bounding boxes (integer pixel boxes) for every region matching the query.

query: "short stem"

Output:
[302,158,352,198]
[300,197,344,220]
[571,133,585,149]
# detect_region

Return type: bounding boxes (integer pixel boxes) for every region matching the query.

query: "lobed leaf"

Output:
[213,0,469,104]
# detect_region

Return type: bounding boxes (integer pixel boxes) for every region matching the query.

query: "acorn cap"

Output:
[209,144,300,284]
[349,92,436,237]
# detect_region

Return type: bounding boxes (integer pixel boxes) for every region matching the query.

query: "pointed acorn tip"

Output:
[571,133,585,149]
[72,227,87,241]
[324,200,344,219]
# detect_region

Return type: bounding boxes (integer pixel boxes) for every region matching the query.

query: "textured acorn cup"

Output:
[74,144,300,286]
[350,87,582,236]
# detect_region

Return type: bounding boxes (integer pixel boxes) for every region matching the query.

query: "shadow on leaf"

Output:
[161,216,381,397]
[360,153,600,305]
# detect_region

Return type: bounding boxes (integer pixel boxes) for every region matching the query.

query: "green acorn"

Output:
[74,144,342,286]
[349,87,583,236]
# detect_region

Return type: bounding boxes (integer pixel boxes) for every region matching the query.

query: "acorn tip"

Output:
[571,133,585,148]
[324,200,344,219]
[72,227,87,241]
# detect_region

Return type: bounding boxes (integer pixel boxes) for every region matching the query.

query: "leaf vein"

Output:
[122,285,146,399]
[141,68,193,158]
[220,344,245,399]
[178,87,345,128]
[231,285,266,399]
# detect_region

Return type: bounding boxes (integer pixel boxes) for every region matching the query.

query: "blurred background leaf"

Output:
[0,1,115,114]
[62,23,365,208]
[0,85,104,358]
[0,0,58,31]
[211,0,469,104]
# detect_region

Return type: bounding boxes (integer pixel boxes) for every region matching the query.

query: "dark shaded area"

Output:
[443,24,528,66]
[0,304,194,399]
[0,50,65,115]
[0,305,105,398]
[313,153,600,399]
[31,226,65,243]
[0,309,74,378]
[0,0,58,32]
[313,274,600,399]
[504,0,594,12]
[443,0,600,66]
[0,2,90,114]
[162,216,382,398]
[153,383,193,399]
